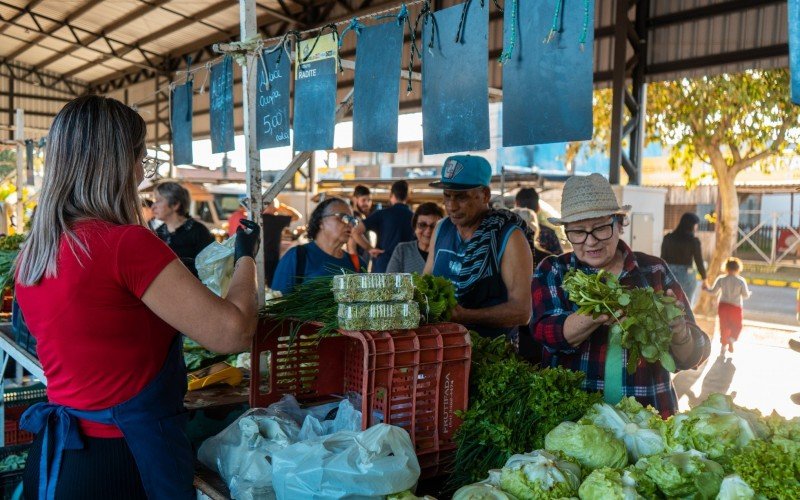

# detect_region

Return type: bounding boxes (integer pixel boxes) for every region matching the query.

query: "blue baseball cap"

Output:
[429,155,492,190]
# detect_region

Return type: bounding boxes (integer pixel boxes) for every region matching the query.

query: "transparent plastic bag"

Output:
[196,236,236,296]
[271,424,421,500]
[197,395,363,500]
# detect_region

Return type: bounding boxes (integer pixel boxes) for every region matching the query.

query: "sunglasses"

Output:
[323,213,359,228]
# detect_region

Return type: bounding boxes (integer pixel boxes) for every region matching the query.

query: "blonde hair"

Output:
[16,96,146,286]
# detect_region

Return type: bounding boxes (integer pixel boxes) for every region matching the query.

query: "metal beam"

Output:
[4,0,105,62]
[609,0,649,185]
[0,58,87,96]
[0,0,161,73]
[647,44,789,76]
[0,0,45,37]
[647,0,784,29]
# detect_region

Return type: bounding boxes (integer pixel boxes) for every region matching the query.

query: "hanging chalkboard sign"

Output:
[293,33,338,152]
[502,0,594,146]
[171,81,193,165]
[353,21,403,153]
[210,56,235,154]
[422,1,490,155]
[257,48,291,149]
[790,0,799,105]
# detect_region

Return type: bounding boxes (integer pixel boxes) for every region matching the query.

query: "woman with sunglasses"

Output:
[530,174,711,418]
[271,197,362,293]
[14,96,260,499]
[386,202,445,274]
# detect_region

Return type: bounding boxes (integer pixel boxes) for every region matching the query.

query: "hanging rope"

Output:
[579,0,591,50]
[339,18,366,46]
[300,23,343,73]
[544,0,564,43]
[498,0,518,63]
[406,0,438,94]
[455,0,473,43]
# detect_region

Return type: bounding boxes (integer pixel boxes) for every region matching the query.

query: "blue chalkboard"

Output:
[210,56,235,154]
[257,48,291,149]
[422,2,490,155]
[171,81,193,165]
[353,21,403,153]
[294,58,337,151]
[502,0,594,146]
[790,0,800,105]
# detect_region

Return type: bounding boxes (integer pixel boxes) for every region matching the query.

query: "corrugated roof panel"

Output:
[68,2,141,34]
[112,11,190,47]
[141,24,222,54]
[201,5,250,33]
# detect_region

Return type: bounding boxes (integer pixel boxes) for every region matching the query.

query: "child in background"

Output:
[703,257,752,354]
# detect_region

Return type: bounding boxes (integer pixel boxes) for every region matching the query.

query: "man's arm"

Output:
[451,230,533,327]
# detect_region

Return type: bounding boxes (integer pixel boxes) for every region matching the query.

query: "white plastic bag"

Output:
[271,424,421,500]
[196,236,236,296]
[197,396,364,500]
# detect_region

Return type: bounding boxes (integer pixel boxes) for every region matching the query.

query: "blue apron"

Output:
[20,335,194,500]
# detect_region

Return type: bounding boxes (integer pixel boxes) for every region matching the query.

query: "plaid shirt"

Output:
[531,241,711,417]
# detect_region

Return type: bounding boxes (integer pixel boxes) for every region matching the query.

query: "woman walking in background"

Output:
[661,212,707,305]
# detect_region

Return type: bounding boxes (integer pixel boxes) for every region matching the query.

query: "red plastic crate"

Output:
[4,406,34,446]
[251,318,472,478]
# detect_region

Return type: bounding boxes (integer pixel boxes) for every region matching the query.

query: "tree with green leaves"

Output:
[0,149,16,179]
[647,69,800,313]
[577,69,800,314]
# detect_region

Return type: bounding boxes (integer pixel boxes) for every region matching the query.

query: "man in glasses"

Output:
[351,180,415,273]
[423,155,534,340]
[530,174,711,418]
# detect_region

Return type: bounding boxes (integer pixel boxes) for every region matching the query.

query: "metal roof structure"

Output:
[0,0,792,149]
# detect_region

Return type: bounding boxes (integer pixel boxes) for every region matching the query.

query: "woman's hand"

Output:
[368,247,384,258]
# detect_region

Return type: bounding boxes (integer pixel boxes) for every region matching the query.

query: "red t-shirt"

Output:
[15,220,178,438]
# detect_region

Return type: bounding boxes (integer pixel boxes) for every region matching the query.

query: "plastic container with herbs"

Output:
[332,273,415,303]
[337,301,420,331]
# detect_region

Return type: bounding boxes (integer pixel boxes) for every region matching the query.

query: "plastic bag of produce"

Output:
[197,236,236,296]
[198,396,363,500]
[271,423,420,500]
[581,398,668,462]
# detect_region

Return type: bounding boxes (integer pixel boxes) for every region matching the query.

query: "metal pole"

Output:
[770,212,778,266]
[14,109,24,234]
[240,0,265,303]
[608,0,629,185]
[7,78,13,141]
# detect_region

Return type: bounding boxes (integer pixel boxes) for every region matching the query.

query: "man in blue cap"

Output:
[423,155,534,339]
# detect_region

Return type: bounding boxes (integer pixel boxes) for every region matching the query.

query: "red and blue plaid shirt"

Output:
[531,241,711,417]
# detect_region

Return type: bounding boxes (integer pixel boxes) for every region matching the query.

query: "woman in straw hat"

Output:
[530,174,711,417]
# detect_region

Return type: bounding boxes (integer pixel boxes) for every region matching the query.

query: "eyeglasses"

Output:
[323,213,359,228]
[142,157,161,179]
[565,221,616,244]
[416,222,437,231]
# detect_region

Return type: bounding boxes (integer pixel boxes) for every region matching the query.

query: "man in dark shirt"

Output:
[351,180,414,273]
[515,187,563,255]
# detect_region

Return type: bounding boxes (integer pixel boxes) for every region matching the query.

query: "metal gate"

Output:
[733,210,800,266]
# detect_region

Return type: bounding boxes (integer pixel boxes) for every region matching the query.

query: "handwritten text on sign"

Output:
[257,49,291,149]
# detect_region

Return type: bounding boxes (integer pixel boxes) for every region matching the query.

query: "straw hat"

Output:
[548,173,631,226]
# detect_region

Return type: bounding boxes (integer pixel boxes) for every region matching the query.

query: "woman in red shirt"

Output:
[14,95,260,499]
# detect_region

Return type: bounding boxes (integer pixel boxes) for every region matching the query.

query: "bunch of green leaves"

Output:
[0,249,18,291]
[729,440,800,500]
[562,269,683,374]
[182,337,235,371]
[412,273,457,323]
[0,234,25,251]
[0,449,27,473]
[448,346,601,489]
[260,275,339,341]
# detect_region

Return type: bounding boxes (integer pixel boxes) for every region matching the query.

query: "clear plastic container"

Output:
[332,273,415,303]
[337,301,420,331]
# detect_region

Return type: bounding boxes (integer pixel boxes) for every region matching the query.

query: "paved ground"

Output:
[673,316,800,418]
[742,285,796,325]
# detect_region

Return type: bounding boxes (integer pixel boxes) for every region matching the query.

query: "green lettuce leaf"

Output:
[544,421,628,471]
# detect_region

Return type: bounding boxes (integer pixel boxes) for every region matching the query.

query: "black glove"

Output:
[234,219,261,262]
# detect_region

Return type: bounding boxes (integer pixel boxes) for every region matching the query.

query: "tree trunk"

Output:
[695,161,740,316]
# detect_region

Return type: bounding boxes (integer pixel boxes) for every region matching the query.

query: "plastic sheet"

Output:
[196,236,236,297]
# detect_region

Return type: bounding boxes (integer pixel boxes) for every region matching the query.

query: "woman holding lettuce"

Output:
[530,175,711,417]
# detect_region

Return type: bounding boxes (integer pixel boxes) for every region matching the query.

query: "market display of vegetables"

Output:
[0,233,24,291]
[562,269,683,373]
[450,381,800,499]
[261,272,456,340]
[0,449,27,473]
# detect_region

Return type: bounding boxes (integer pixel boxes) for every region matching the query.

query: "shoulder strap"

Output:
[295,244,307,285]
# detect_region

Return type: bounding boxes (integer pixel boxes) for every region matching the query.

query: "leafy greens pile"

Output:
[455,390,800,500]
[448,332,602,489]
[412,274,457,323]
[562,269,684,374]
